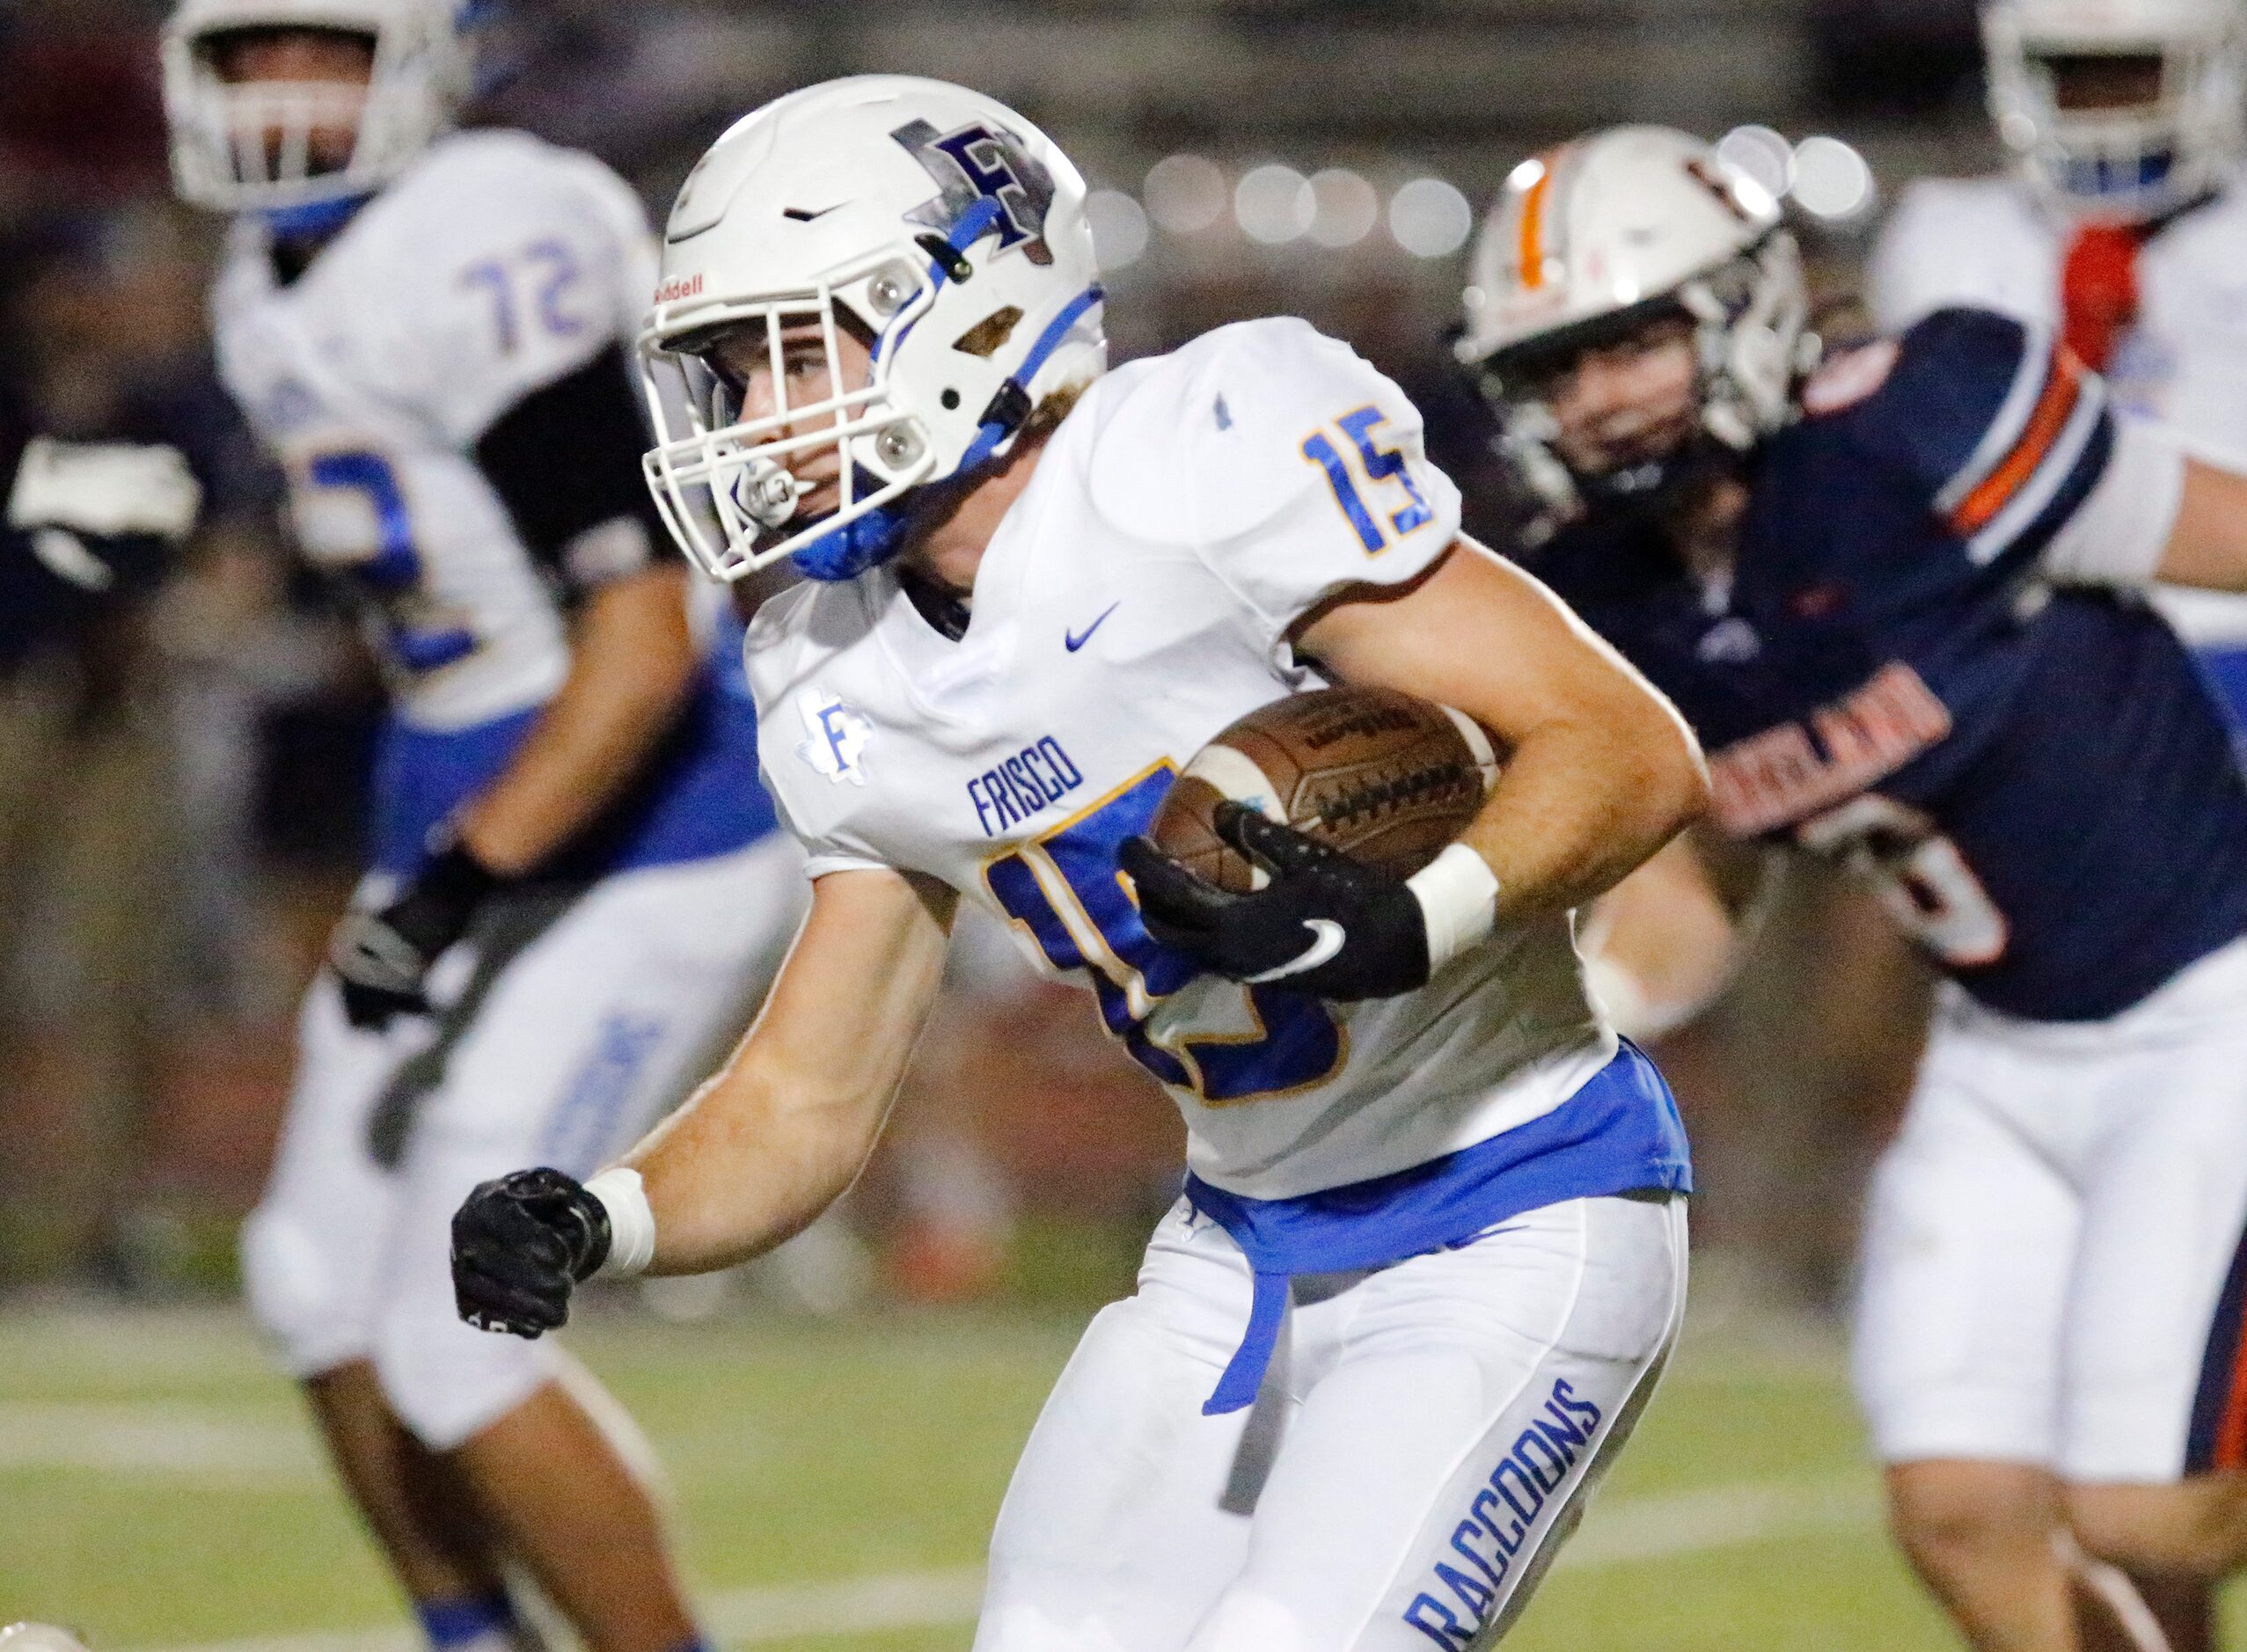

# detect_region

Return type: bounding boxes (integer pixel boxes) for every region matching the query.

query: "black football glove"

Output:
[329,841,502,1030]
[1119,802,1433,1001]
[452,1168,612,1339]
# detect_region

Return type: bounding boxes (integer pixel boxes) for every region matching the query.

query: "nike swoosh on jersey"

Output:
[1245,919,1347,983]
[1065,603,1120,652]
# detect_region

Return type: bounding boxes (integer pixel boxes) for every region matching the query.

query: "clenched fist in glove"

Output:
[451,1168,613,1338]
[1119,800,1500,1001]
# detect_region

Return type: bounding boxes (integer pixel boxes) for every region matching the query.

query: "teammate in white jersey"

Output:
[164,6,798,1652]
[450,76,1705,1649]
[1869,0,2247,727]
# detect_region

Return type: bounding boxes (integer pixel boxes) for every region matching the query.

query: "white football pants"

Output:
[240,833,804,1450]
[975,1190,1688,1652]
[1855,932,2247,1483]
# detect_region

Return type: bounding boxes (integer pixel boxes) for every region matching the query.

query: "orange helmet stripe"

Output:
[1517,157,1557,292]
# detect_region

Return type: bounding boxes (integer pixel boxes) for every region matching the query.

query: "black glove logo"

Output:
[1245,918,1347,983]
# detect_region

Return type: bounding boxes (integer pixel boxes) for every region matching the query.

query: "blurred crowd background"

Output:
[0,0,1983,1314]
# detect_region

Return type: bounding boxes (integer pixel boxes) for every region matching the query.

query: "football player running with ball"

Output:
[1869,0,2247,740]
[164,5,798,1652]
[1457,125,2247,1652]
[452,76,1706,1651]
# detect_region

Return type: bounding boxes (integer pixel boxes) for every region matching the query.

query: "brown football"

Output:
[1149,686,1502,895]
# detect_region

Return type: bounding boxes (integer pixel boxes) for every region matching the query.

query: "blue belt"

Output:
[1182,1040,1692,1416]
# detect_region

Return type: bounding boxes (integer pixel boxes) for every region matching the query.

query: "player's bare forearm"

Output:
[1299,537,1709,922]
[1584,831,1767,1034]
[618,867,955,1275]
[2157,457,2247,592]
[1453,694,1702,923]
[455,564,699,875]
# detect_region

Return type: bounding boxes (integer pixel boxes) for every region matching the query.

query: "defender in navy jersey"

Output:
[1459,124,2247,1651]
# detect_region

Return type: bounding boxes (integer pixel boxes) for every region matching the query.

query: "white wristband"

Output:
[583,1167,656,1278]
[2038,413,2183,588]
[1406,843,1501,973]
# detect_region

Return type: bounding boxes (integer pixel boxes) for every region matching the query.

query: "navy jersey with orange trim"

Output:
[1538,306,2247,1022]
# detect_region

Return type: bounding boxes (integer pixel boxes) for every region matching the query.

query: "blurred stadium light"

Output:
[1307,167,1380,249]
[1790,133,1880,223]
[1142,152,1228,236]
[1388,176,1475,259]
[1233,162,1315,245]
[1086,186,1151,273]
[1718,123,1797,199]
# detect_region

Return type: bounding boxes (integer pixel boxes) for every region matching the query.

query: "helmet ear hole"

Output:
[941,389,962,410]
[953,306,1025,358]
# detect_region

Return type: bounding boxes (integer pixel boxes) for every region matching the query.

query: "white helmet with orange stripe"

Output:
[1455,126,1812,537]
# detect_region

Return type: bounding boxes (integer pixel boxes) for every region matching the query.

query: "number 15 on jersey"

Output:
[985,764,1346,1105]
[1303,404,1437,556]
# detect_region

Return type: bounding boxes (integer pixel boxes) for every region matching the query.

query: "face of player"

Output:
[705,315,876,527]
[205,26,377,177]
[2039,51,2166,113]
[1541,317,1701,479]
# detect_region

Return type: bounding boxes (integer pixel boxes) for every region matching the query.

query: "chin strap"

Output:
[789,483,917,582]
[260,193,375,244]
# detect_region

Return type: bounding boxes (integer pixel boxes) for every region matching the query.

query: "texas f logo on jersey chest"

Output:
[796,690,874,786]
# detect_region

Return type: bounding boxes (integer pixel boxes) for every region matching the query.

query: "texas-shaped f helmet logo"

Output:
[893,118,1058,267]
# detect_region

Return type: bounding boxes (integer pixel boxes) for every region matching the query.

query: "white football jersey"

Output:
[214,129,659,730]
[747,318,1614,1202]
[1868,173,2247,646]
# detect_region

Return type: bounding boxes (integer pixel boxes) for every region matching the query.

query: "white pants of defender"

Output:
[975,1190,1688,1652]
[241,834,804,1451]
[1855,932,2247,1483]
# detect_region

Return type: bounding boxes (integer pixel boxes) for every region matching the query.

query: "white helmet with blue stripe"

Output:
[1984,0,2247,220]
[639,75,1107,584]
[163,0,475,230]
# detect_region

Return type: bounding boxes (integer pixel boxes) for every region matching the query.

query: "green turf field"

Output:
[0,1297,2210,1651]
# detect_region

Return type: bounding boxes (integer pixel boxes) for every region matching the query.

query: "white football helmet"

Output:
[1985,0,2247,220]
[163,0,474,218]
[640,75,1107,584]
[2,1627,91,1652]
[1455,125,1812,537]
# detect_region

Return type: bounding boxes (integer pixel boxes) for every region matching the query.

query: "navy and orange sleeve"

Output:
[1850,306,2115,574]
